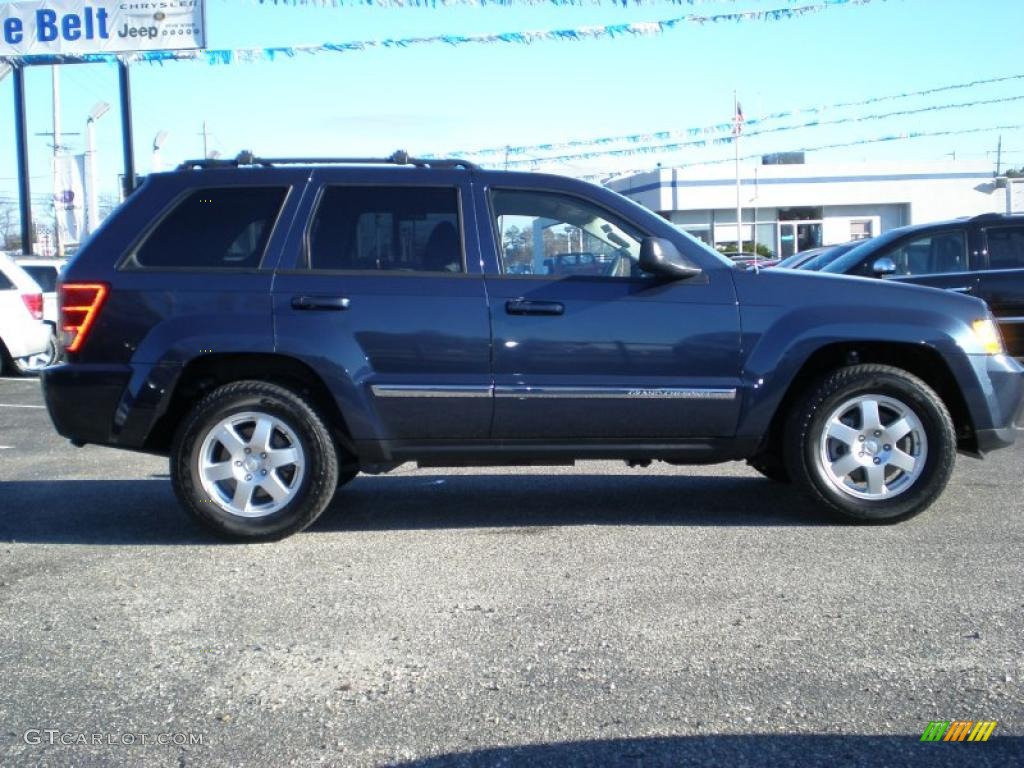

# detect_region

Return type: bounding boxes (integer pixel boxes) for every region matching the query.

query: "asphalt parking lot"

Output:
[0,375,1021,767]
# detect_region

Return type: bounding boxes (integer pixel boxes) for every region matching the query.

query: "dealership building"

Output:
[607,158,1010,258]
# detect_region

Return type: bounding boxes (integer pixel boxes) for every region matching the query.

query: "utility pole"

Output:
[996,135,1003,176]
[200,121,210,159]
[36,71,79,256]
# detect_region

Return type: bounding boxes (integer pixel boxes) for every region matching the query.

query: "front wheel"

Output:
[171,381,339,541]
[784,364,956,524]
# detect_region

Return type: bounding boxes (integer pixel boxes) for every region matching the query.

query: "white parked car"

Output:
[15,257,66,371]
[0,252,52,375]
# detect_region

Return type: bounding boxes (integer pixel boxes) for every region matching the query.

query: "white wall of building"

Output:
[608,161,1006,255]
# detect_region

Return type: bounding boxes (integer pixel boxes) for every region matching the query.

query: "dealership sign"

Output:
[0,1,205,56]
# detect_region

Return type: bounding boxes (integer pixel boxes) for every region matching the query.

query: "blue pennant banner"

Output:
[498,92,1024,167]
[577,123,1024,181]
[1,0,878,66]
[245,0,766,7]
[439,73,1024,158]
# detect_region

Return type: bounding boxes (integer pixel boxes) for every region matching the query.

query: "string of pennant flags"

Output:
[245,0,789,6]
[242,0,802,7]
[578,123,1024,181]
[498,93,1024,167]
[441,73,1024,158]
[0,0,878,66]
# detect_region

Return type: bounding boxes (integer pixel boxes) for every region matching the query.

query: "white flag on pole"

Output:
[53,153,86,245]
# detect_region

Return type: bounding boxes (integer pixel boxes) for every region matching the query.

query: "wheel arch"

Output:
[756,342,976,460]
[144,353,356,457]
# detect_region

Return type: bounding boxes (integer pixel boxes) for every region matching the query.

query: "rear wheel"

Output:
[171,380,339,541]
[784,364,956,523]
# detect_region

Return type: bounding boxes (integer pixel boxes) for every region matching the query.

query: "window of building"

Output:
[308,187,463,273]
[778,207,823,221]
[850,219,874,241]
[133,187,287,269]
[984,226,1024,270]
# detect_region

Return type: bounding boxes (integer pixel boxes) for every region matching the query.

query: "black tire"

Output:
[783,364,956,524]
[747,454,791,483]
[171,380,339,541]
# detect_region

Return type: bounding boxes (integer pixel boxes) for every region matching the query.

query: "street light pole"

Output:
[52,66,63,257]
[85,102,111,236]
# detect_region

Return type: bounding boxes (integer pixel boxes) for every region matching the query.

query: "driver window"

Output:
[490,189,646,278]
[869,231,967,276]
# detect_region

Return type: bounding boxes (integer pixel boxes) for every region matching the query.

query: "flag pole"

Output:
[734,91,743,262]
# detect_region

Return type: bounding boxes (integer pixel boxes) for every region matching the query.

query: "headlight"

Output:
[971,317,1005,355]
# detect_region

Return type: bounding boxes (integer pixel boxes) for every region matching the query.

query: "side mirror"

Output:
[639,237,702,279]
[872,256,897,277]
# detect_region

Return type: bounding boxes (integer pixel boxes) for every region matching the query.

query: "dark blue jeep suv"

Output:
[42,153,1024,540]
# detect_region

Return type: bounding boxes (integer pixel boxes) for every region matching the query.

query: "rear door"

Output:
[978,222,1024,357]
[271,169,493,442]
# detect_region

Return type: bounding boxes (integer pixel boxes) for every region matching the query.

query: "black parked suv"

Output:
[42,153,1024,540]
[822,213,1024,358]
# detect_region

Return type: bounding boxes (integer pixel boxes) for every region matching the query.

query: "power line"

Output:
[446,72,1024,158]
[502,94,1024,167]
[590,123,1024,181]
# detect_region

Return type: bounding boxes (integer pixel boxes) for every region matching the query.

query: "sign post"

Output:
[12,64,32,254]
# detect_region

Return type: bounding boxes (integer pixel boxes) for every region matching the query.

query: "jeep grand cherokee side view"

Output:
[41,153,1024,540]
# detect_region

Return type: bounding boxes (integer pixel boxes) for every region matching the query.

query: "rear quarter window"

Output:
[129,186,288,270]
[0,272,13,290]
[984,226,1024,270]
[22,265,58,292]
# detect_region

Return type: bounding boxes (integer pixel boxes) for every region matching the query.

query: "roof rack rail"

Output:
[970,211,1018,221]
[176,149,478,172]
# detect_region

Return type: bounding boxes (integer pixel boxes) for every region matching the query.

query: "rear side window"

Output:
[308,186,463,273]
[133,187,287,269]
[22,265,58,292]
[984,226,1024,270]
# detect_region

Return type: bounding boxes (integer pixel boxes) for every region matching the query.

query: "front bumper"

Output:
[967,353,1024,456]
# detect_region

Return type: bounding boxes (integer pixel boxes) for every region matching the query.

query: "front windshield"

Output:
[777,247,826,269]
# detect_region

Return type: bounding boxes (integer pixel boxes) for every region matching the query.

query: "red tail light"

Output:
[60,283,109,353]
[21,293,43,321]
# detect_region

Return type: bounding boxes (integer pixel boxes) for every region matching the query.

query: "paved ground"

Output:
[0,375,1021,767]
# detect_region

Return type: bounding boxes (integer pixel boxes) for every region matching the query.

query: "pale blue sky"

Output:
[2,0,1023,213]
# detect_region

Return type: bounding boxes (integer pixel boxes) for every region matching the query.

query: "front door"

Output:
[477,186,743,440]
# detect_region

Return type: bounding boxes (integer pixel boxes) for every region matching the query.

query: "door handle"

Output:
[505,299,565,316]
[948,286,973,294]
[291,295,351,311]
